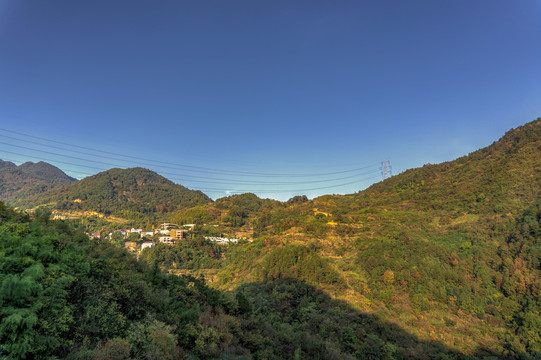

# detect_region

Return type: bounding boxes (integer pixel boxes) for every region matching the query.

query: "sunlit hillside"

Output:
[156,118,541,357]
[1,119,540,358]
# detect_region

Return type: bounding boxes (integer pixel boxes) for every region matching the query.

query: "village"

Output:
[87,222,241,253]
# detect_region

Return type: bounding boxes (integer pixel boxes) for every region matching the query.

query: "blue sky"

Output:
[0,1,540,200]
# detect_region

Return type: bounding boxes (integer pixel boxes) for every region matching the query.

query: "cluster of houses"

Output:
[88,223,244,252]
[204,236,239,244]
[88,223,194,252]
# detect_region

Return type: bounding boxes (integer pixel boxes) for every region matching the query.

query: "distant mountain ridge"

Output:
[0,160,16,168]
[17,167,212,220]
[0,160,76,203]
[18,161,76,181]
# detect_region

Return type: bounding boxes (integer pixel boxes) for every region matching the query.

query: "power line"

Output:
[192,175,381,193]
[165,169,381,186]
[0,141,380,185]
[1,151,379,194]
[0,146,380,191]
[0,127,382,195]
[0,127,378,177]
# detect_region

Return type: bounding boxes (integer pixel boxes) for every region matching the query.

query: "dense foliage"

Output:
[0,203,481,359]
[157,119,541,358]
[16,167,211,221]
[257,245,345,287]
[140,238,224,270]
[2,119,541,358]
[0,160,75,204]
[169,193,281,230]
[499,201,541,354]
[0,203,219,359]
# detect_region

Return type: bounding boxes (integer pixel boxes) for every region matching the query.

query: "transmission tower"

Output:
[381,159,392,180]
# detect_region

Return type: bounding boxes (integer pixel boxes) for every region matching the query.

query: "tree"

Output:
[128,232,141,243]
[110,231,125,247]
[383,269,395,286]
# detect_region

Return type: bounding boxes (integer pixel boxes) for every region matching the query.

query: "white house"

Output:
[205,236,239,244]
[141,242,155,250]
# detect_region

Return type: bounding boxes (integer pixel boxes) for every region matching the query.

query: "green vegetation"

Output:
[499,200,541,354]
[153,118,541,358]
[140,238,224,270]
[257,245,345,287]
[0,160,75,204]
[2,118,541,358]
[0,202,480,359]
[16,167,211,222]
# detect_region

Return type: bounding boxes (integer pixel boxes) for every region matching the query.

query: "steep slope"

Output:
[162,118,541,357]
[0,160,76,204]
[169,192,282,229]
[363,118,541,215]
[0,201,482,359]
[17,167,212,219]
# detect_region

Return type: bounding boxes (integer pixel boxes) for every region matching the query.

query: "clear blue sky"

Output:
[1,1,540,200]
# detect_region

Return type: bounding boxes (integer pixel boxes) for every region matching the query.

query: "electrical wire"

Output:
[0,127,379,177]
[192,174,381,193]
[1,147,380,194]
[0,128,383,195]
[0,139,380,185]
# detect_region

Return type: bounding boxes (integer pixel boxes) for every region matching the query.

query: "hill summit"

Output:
[0,160,76,203]
[160,118,541,357]
[363,117,541,215]
[17,167,212,219]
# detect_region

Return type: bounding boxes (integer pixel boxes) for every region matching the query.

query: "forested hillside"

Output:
[16,167,212,222]
[365,117,541,213]
[0,202,480,359]
[0,160,75,204]
[161,118,541,358]
[169,193,281,229]
[2,119,540,358]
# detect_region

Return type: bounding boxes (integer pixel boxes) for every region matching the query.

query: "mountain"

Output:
[0,159,16,168]
[0,160,76,204]
[364,117,541,215]
[3,119,540,358]
[169,192,281,230]
[0,200,482,359]
[160,118,541,358]
[17,167,212,220]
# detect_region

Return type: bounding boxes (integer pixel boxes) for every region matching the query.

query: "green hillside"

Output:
[365,117,541,214]
[0,160,76,204]
[0,202,482,359]
[16,167,212,222]
[169,192,281,230]
[159,118,541,358]
[2,119,540,358]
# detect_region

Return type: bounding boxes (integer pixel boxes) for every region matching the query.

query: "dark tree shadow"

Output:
[231,278,513,360]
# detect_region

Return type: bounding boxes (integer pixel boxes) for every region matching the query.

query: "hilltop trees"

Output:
[15,167,212,222]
